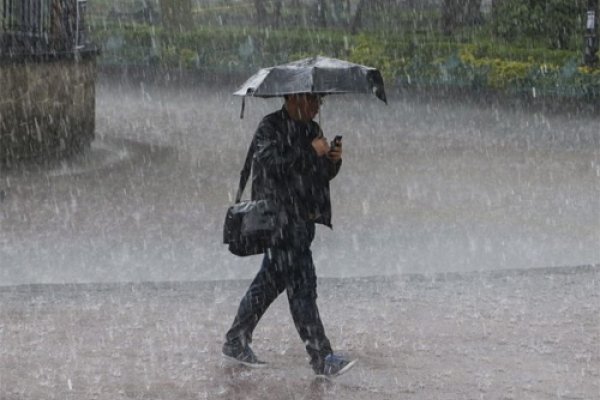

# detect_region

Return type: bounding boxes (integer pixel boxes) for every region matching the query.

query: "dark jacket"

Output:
[250,107,341,229]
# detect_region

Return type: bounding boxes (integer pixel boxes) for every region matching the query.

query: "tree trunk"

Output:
[272,0,283,28]
[316,0,327,27]
[331,0,344,25]
[350,0,367,34]
[442,0,482,35]
[254,0,268,26]
[466,0,482,24]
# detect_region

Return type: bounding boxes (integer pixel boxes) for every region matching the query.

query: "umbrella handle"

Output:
[240,97,246,119]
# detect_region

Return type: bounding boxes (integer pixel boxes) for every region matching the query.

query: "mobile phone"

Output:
[330,135,343,150]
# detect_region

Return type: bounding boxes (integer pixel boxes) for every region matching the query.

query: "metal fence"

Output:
[1,0,49,34]
[0,0,89,55]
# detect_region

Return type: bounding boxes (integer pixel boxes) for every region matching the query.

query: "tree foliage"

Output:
[159,0,193,31]
[491,0,586,49]
[442,0,482,35]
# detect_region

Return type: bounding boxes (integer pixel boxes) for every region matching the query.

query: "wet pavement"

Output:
[0,266,598,399]
[0,79,599,398]
[0,80,599,285]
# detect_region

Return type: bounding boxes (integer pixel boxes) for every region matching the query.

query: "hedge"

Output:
[89,24,600,97]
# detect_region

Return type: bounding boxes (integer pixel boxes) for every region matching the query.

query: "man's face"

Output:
[288,94,322,121]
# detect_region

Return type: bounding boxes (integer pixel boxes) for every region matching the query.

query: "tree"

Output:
[331,0,346,25]
[442,0,482,35]
[290,0,302,26]
[253,0,284,27]
[273,0,283,28]
[350,0,367,33]
[492,0,586,49]
[349,0,401,33]
[491,0,506,13]
[160,0,194,31]
[316,0,328,27]
[254,0,268,26]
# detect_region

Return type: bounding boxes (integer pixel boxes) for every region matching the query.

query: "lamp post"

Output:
[584,0,599,66]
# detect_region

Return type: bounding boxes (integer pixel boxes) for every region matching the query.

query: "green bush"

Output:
[91,24,352,71]
[88,21,600,98]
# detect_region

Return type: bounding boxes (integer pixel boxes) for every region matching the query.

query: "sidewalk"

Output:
[1,265,598,399]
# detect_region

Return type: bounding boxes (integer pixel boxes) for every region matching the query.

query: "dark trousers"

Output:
[225,221,333,372]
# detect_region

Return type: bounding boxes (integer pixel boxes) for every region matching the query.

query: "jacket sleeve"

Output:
[311,121,342,181]
[328,158,342,180]
[253,118,320,179]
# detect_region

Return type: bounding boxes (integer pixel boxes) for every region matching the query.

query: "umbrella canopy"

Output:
[234,56,387,104]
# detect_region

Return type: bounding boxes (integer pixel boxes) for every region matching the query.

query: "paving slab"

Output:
[1,266,598,399]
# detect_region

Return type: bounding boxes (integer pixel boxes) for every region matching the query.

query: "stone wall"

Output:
[0,58,96,164]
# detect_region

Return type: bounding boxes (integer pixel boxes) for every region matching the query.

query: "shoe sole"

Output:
[316,359,358,379]
[222,353,268,369]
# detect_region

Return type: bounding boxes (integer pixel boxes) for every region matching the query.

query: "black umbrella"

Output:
[234,56,387,117]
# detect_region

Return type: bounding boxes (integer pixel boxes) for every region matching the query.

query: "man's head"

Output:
[284,93,323,122]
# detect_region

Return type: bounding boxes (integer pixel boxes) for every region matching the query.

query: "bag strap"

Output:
[235,138,255,203]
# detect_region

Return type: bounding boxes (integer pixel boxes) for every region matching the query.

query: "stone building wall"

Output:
[0,58,96,164]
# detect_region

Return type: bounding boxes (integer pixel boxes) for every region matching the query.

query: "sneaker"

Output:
[319,354,357,377]
[222,343,267,368]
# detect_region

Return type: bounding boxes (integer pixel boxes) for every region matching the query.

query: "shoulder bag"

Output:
[223,139,280,256]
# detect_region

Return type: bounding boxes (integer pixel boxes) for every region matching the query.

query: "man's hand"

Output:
[327,141,342,162]
[311,137,330,157]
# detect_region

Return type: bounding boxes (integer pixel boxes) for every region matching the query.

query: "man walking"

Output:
[222,93,356,377]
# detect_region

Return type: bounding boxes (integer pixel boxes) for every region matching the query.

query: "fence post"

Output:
[584,0,599,66]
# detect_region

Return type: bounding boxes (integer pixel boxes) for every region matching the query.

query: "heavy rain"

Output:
[1,1,599,399]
